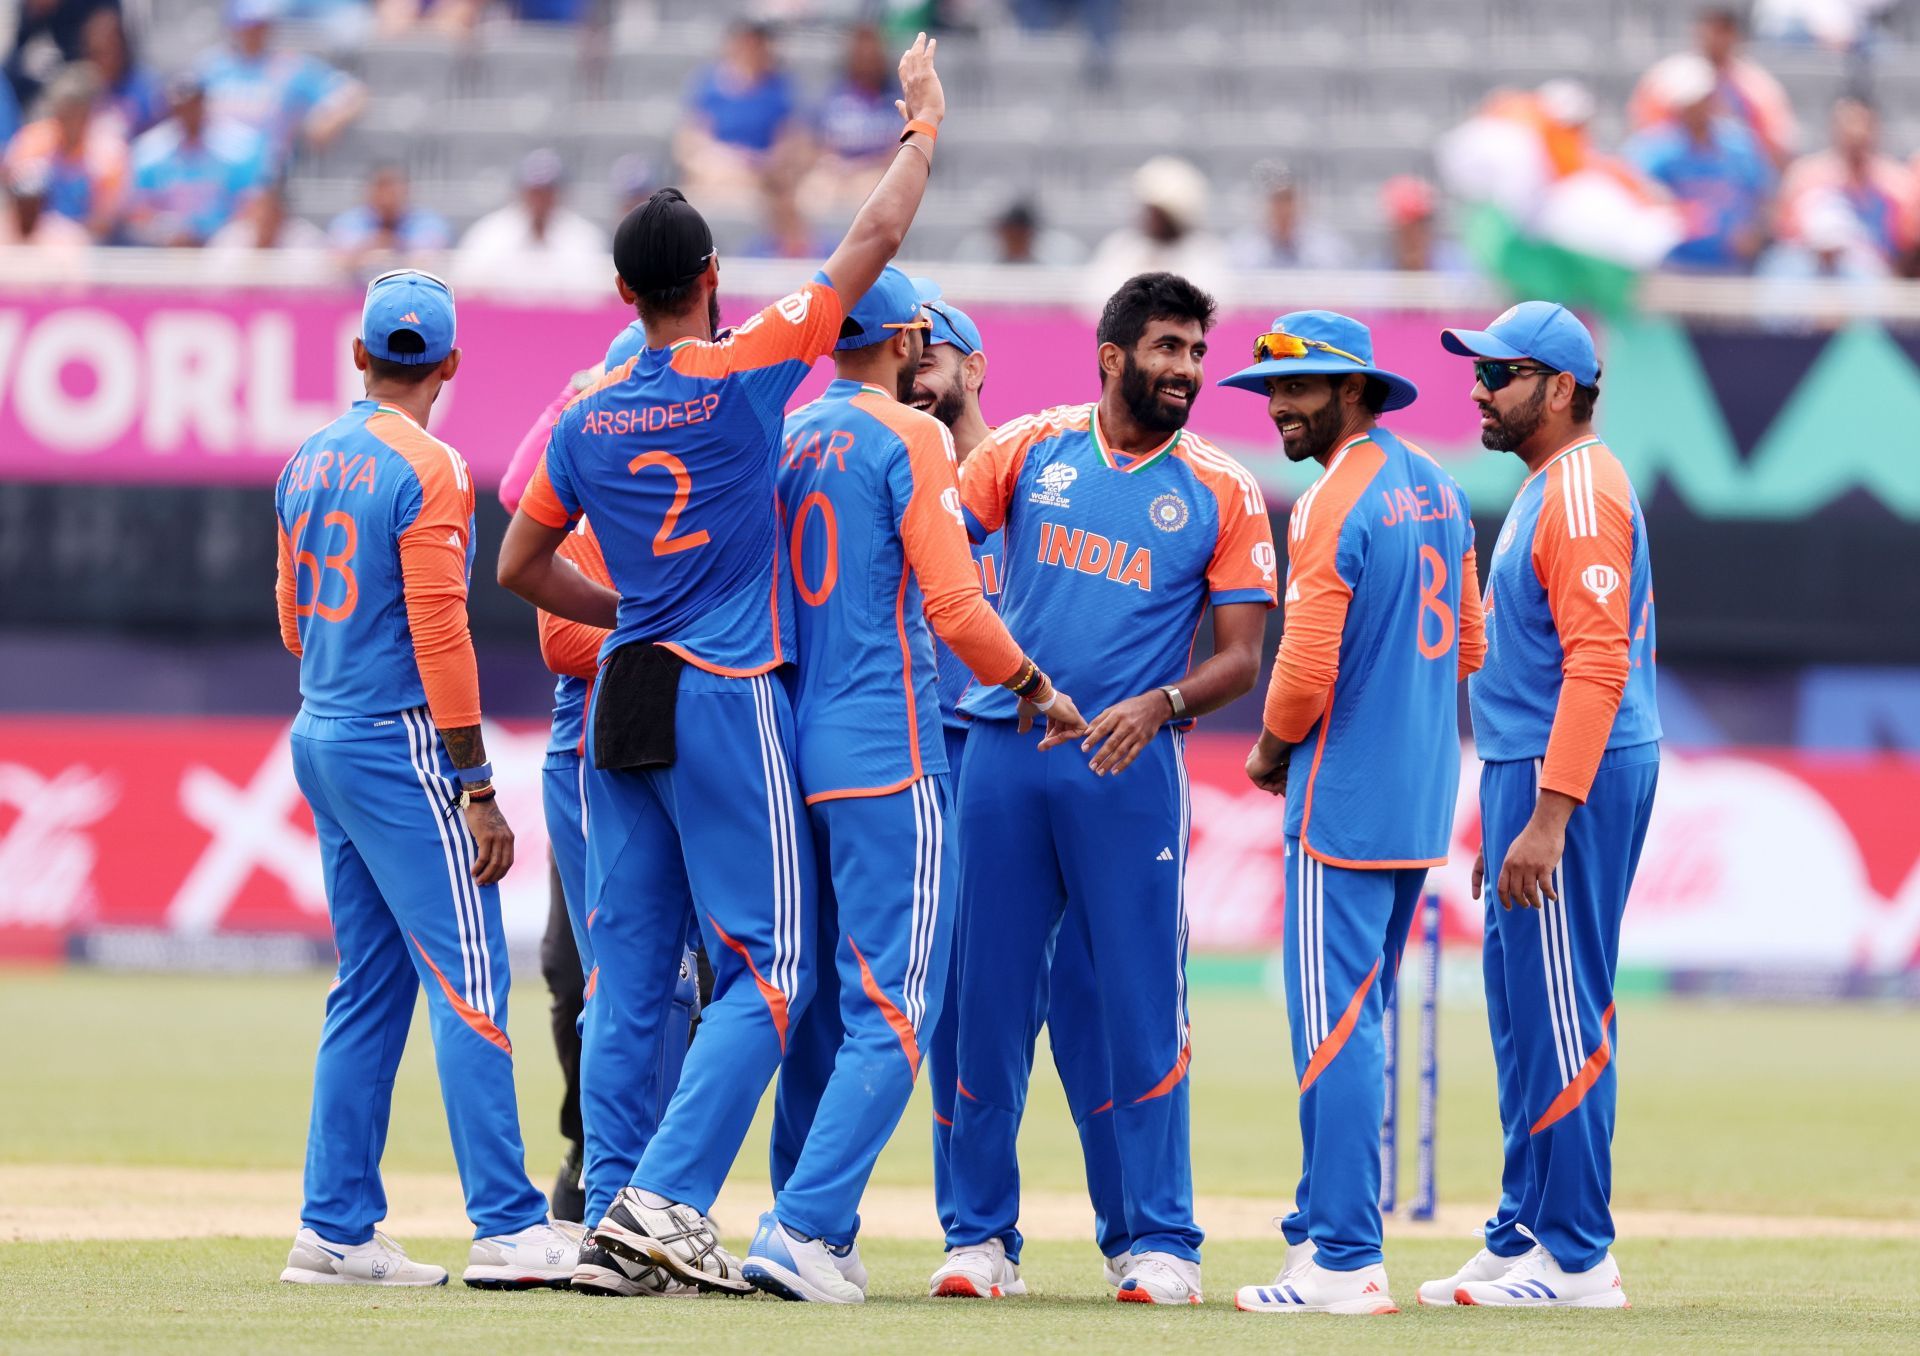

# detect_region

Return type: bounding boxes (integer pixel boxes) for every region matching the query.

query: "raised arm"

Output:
[818,33,945,312]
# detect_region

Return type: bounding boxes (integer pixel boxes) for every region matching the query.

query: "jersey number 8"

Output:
[1416,544,1455,660]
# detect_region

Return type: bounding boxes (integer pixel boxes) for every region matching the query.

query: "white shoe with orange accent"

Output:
[1417,1246,1516,1305]
[929,1239,1027,1298]
[1454,1245,1628,1308]
[1235,1258,1398,1314]
[1116,1252,1202,1305]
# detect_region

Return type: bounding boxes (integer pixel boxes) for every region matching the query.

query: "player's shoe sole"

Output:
[278,1267,447,1287]
[932,1274,1024,1299]
[461,1269,571,1291]
[593,1217,751,1295]
[743,1257,863,1304]
[1235,1291,1398,1315]
[1116,1288,1202,1305]
[1455,1287,1630,1309]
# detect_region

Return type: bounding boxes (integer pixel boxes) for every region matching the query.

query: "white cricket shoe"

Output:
[1115,1251,1202,1306]
[279,1228,447,1287]
[826,1238,868,1292]
[929,1239,1028,1298]
[571,1238,698,1298]
[1417,1245,1517,1306]
[593,1188,752,1295]
[1235,1258,1398,1314]
[1454,1245,1629,1308]
[463,1218,584,1289]
[742,1212,865,1304]
[1103,1251,1134,1288]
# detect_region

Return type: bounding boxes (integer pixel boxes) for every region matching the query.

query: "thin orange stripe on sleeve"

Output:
[373,411,484,730]
[864,393,1026,688]
[275,520,302,657]
[955,405,1087,536]
[1535,447,1635,801]
[537,519,613,680]
[1457,542,1487,679]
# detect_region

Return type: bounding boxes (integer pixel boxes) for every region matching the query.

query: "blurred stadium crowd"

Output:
[4,0,1919,294]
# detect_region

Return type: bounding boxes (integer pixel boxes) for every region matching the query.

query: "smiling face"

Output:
[911,341,969,426]
[1110,316,1206,434]
[1265,373,1355,464]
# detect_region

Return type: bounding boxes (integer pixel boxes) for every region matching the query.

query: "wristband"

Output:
[1033,688,1058,713]
[458,783,496,810]
[1161,685,1187,719]
[456,761,493,786]
[900,118,938,144]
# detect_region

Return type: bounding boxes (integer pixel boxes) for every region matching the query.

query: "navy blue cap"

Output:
[836,266,929,351]
[1441,301,1599,386]
[362,269,455,366]
[910,276,983,355]
[1219,309,1417,412]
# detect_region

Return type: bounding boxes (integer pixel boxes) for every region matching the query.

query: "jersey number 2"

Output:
[291,511,358,622]
[628,451,712,556]
[1416,544,1454,660]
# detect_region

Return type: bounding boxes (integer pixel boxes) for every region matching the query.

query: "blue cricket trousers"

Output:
[1279,838,1426,1270]
[291,708,548,1242]
[769,775,956,1243]
[927,725,1128,1257]
[583,668,815,1217]
[1479,743,1659,1273]
[543,749,698,1224]
[947,719,1201,1263]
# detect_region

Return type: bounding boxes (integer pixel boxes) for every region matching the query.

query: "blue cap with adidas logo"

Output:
[362,268,456,366]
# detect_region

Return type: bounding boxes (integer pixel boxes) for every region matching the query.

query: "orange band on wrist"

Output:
[901,119,938,144]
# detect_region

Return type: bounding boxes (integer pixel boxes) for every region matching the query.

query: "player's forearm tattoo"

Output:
[440,724,489,771]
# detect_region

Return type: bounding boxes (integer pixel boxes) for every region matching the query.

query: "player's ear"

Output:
[351,336,370,373]
[1550,369,1574,413]
[440,348,462,382]
[616,275,638,307]
[1097,340,1123,383]
[963,350,987,394]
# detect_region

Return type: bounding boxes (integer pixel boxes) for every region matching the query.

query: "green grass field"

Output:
[4,966,1918,1352]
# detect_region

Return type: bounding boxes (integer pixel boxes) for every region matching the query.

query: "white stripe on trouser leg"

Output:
[903,779,929,1031]
[920,777,943,1033]
[424,711,496,1016]
[1549,866,1583,1077]
[402,708,484,1011]
[905,777,942,1032]
[1313,859,1329,1045]
[1530,760,1575,1084]
[752,676,802,1003]
[748,676,790,1003]
[1296,844,1315,1052]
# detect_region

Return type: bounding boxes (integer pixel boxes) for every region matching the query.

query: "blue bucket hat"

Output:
[1439,300,1600,386]
[910,276,983,355]
[836,266,930,351]
[1219,310,1418,412]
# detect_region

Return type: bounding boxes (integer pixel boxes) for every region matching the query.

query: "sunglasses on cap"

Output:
[367,266,454,302]
[1253,329,1364,366]
[921,300,975,355]
[1472,359,1558,392]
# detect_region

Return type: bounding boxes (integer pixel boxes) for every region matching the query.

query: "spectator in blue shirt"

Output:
[328,161,451,275]
[198,0,364,170]
[673,20,798,206]
[799,23,899,207]
[126,72,269,246]
[80,9,164,140]
[1625,53,1775,272]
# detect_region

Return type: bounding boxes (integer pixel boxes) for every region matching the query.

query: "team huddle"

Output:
[271,34,1659,1315]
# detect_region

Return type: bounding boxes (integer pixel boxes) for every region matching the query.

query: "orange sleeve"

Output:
[669,281,845,378]
[1186,441,1279,605]
[519,452,575,531]
[887,407,1027,688]
[1457,542,1487,679]
[956,413,1051,536]
[1262,447,1378,743]
[537,520,614,680]
[378,416,483,730]
[275,521,302,657]
[1534,453,1636,801]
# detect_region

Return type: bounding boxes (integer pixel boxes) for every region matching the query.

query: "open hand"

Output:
[1081,690,1169,777]
[893,31,945,128]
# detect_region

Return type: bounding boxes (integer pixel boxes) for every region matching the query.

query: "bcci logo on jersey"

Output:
[1029,462,1077,508]
[1148,492,1189,533]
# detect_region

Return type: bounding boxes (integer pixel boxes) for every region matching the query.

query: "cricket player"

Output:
[275,268,579,1289]
[938,273,1278,1306]
[1223,312,1484,1315]
[752,266,1085,1303]
[495,34,949,1293]
[910,280,1137,1293]
[1426,302,1659,1309]
[501,372,702,1298]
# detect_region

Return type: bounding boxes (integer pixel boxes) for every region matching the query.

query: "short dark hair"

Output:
[366,340,440,386]
[638,277,702,321]
[1571,379,1600,424]
[1096,272,1217,352]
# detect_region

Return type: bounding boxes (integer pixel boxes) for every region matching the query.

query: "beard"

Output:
[1480,381,1546,452]
[1120,353,1196,433]
[1278,394,1345,464]
[707,287,722,338]
[912,380,967,428]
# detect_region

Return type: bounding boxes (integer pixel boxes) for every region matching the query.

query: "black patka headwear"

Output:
[613,188,715,294]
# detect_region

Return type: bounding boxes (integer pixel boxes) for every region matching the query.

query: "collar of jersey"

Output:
[822,377,894,401]
[1092,409,1182,474]
[1521,435,1603,490]
[372,402,422,429]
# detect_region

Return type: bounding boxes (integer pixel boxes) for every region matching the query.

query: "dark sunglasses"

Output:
[1473,359,1557,392]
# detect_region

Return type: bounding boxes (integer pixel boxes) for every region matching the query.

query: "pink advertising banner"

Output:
[0,285,1492,488]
